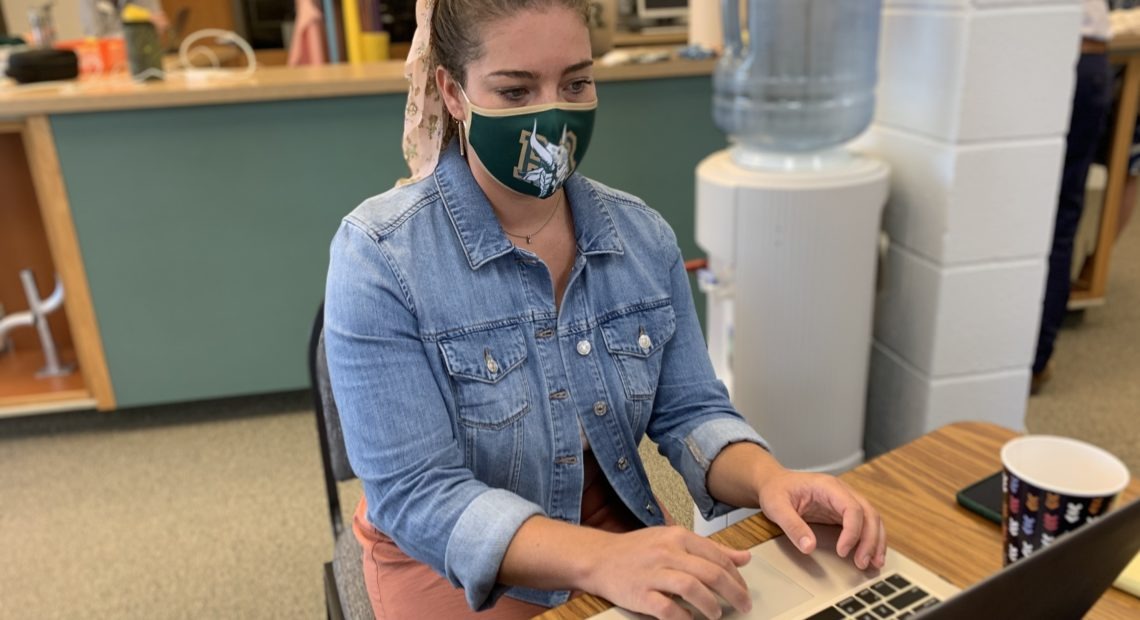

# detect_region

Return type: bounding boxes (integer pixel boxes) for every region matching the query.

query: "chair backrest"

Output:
[308,302,356,539]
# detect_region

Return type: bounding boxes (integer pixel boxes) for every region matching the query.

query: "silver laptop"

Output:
[592,524,959,620]
[592,497,1140,619]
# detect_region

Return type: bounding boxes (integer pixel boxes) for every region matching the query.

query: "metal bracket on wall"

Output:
[0,269,74,377]
[0,302,8,354]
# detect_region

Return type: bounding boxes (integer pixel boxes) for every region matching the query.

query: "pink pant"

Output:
[354,452,668,619]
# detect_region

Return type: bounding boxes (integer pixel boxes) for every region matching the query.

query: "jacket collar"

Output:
[434,142,624,270]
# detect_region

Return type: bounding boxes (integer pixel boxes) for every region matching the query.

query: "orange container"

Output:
[99,37,127,74]
[54,38,100,75]
[54,37,127,75]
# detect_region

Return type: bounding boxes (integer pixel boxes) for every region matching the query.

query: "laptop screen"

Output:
[921,498,1140,618]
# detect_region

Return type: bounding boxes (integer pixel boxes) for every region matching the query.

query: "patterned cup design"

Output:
[1001,469,1118,565]
[1000,435,1129,566]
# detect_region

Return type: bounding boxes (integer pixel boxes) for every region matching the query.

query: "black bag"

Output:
[6,49,79,84]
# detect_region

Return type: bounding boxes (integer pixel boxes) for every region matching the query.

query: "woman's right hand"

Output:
[581,526,753,620]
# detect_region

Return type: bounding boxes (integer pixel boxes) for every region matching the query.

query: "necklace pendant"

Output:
[526,236,532,244]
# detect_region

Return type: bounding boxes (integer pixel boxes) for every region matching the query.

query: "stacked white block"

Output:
[860,128,1065,264]
[859,0,1082,456]
[876,5,1081,141]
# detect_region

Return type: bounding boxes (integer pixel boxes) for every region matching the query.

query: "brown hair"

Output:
[430,0,591,148]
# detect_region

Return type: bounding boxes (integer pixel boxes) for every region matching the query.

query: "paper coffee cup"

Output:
[1000,435,1130,565]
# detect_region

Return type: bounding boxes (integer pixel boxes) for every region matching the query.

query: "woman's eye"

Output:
[567,79,593,94]
[498,88,528,102]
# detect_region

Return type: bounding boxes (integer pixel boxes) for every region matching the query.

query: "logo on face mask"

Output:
[513,120,577,198]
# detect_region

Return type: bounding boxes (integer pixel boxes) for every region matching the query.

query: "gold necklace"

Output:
[501,194,563,245]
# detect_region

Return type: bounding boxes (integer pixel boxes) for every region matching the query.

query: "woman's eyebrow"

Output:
[562,60,594,75]
[485,60,594,81]
[487,69,538,80]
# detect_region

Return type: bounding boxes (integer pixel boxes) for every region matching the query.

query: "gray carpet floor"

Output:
[2,223,1137,619]
[1024,218,1140,470]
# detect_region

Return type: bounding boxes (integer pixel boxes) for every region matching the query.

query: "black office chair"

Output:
[308,303,372,619]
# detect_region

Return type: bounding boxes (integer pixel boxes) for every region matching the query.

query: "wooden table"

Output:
[537,421,1140,619]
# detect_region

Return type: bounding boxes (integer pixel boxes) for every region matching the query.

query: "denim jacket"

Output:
[324,143,767,611]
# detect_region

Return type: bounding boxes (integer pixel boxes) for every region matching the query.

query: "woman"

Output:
[324,1,887,618]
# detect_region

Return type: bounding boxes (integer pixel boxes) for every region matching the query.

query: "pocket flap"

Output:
[601,304,676,359]
[439,324,528,383]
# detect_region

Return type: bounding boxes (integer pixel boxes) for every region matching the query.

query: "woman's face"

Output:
[439,6,596,118]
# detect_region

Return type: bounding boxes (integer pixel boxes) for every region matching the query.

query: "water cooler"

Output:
[693,0,888,534]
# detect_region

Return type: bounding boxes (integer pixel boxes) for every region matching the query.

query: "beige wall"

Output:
[4,0,86,41]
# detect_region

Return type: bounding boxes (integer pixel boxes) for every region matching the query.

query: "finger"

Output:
[639,590,691,620]
[849,499,881,569]
[673,553,752,613]
[694,538,751,569]
[834,492,865,559]
[681,535,749,588]
[657,569,722,620]
[715,541,753,567]
[874,520,888,568]
[759,496,817,554]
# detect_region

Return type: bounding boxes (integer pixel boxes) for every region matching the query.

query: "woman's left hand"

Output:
[756,471,887,570]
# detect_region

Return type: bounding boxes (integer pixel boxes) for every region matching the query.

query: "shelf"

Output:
[0,117,115,414]
[613,30,688,48]
[0,346,94,417]
[1,124,88,417]
[1069,286,1107,309]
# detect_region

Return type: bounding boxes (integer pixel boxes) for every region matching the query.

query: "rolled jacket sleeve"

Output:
[325,220,542,611]
[646,218,770,520]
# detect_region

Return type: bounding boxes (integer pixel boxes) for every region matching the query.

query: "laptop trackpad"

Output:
[732,555,815,618]
[589,553,815,620]
[673,555,815,619]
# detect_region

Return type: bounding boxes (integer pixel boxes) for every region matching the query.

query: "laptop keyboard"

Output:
[804,574,941,619]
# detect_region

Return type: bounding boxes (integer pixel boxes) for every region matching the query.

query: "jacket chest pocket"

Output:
[439,324,531,430]
[601,304,676,403]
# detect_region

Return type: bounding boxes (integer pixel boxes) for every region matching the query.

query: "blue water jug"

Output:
[714,0,884,154]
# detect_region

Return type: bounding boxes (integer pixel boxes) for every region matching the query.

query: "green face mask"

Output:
[462,90,597,199]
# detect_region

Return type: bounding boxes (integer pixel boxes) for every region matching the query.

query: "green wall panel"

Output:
[585,77,726,262]
[50,76,725,408]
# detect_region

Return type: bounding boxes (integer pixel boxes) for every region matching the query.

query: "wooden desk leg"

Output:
[22,116,116,411]
[1085,55,1140,302]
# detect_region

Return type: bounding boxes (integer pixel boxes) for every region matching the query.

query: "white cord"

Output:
[178,28,257,80]
[126,28,257,83]
[187,46,221,69]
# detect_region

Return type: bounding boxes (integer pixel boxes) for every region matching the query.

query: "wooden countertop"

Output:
[0,55,715,118]
[10,31,1133,118]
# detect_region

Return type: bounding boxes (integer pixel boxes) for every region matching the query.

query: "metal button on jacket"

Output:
[638,331,653,352]
[576,340,592,356]
[617,456,629,470]
[593,401,608,416]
